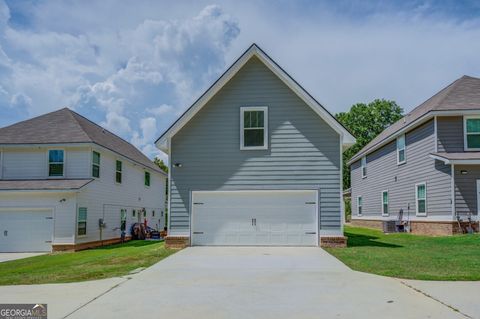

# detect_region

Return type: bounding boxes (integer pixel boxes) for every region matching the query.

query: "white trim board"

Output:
[349,110,480,166]
[155,44,355,153]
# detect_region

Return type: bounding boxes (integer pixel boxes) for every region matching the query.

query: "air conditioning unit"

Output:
[383,220,397,233]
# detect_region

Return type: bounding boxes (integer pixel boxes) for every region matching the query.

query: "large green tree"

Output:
[336,99,404,189]
[154,157,168,174]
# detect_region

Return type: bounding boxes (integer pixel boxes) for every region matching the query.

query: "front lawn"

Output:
[325,225,480,281]
[0,240,176,285]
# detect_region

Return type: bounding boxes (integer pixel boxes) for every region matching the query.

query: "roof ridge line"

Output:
[68,108,135,147]
[64,108,94,142]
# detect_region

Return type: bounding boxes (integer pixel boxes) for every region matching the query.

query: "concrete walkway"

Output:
[0,252,45,263]
[0,247,477,319]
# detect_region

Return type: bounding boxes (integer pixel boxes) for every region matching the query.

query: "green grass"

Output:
[0,240,176,285]
[325,225,480,281]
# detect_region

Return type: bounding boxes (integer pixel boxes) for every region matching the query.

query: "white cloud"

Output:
[100,112,131,136]
[147,104,174,116]
[0,0,479,162]
[0,2,240,159]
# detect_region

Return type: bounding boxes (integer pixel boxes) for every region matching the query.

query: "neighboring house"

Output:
[349,75,480,235]
[155,44,355,248]
[0,108,167,252]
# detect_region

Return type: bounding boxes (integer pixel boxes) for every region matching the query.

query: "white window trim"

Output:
[77,207,87,237]
[397,134,406,165]
[381,190,389,217]
[47,148,65,178]
[463,115,480,151]
[240,106,268,150]
[115,159,122,184]
[361,156,367,178]
[144,171,151,188]
[92,150,100,178]
[357,196,363,216]
[415,182,427,217]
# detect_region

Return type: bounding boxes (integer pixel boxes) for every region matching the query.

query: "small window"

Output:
[143,210,146,218]
[120,209,127,231]
[240,106,268,150]
[416,183,427,216]
[92,151,100,178]
[397,135,406,164]
[116,160,122,183]
[382,191,389,216]
[132,209,136,217]
[144,171,151,187]
[48,150,64,177]
[357,196,363,216]
[465,117,480,150]
[361,157,367,178]
[77,207,87,236]
[152,210,155,217]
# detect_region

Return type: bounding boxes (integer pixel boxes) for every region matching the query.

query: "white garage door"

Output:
[0,209,54,252]
[191,190,318,246]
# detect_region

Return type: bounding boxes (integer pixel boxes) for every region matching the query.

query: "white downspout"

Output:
[451,164,455,219]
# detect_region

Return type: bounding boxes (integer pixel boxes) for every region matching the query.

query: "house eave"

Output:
[155,44,355,153]
[348,109,480,166]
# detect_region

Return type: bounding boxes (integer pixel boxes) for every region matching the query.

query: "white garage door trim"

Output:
[190,190,318,246]
[0,207,54,252]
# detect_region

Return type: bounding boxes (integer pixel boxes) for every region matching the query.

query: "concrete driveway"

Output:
[1,247,477,319]
[0,252,45,263]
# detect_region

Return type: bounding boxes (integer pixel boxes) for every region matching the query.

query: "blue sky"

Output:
[0,0,479,161]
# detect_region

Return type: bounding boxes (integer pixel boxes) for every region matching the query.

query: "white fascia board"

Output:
[429,154,480,165]
[349,109,480,166]
[348,113,434,166]
[155,44,355,152]
[429,154,450,164]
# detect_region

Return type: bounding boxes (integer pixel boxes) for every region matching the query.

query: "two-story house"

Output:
[0,108,167,252]
[156,44,356,248]
[349,75,480,235]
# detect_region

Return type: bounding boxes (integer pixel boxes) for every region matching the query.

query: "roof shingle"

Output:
[0,179,93,191]
[0,108,164,174]
[350,75,480,164]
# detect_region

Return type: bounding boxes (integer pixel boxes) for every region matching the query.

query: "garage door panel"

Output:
[192,191,317,246]
[0,210,53,252]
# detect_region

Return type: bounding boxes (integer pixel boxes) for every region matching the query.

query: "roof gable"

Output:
[155,43,355,152]
[349,75,480,164]
[0,108,91,144]
[0,108,164,174]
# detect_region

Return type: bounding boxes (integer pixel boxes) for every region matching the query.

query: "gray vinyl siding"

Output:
[170,56,341,236]
[351,120,452,218]
[454,165,480,216]
[437,116,464,152]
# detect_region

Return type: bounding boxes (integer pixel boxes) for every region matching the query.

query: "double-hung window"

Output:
[357,196,363,216]
[92,151,100,178]
[361,157,367,178]
[382,191,389,216]
[120,209,127,231]
[240,106,268,150]
[415,182,427,216]
[397,135,406,164]
[116,160,122,183]
[77,207,87,236]
[465,117,480,150]
[144,171,151,187]
[48,150,64,177]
